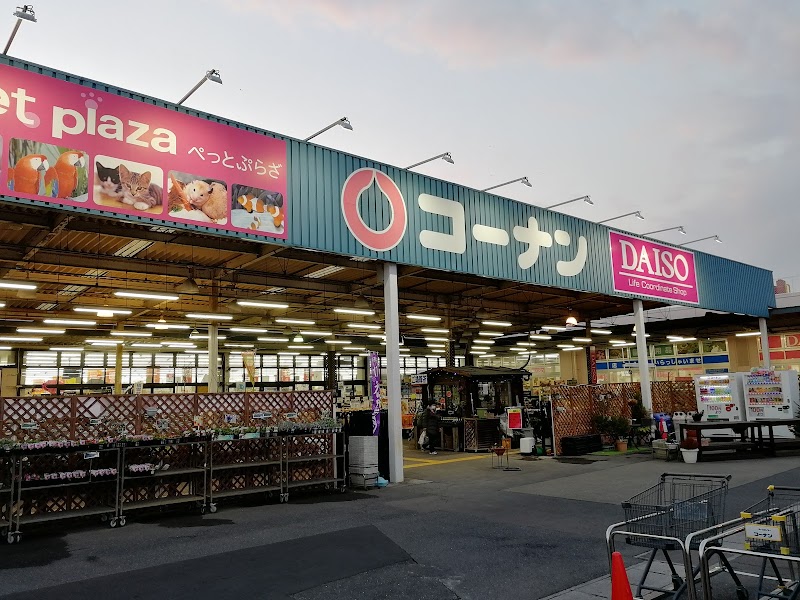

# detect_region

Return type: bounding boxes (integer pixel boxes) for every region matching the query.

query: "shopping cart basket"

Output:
[740,486,800,599]
[620,473,732,599]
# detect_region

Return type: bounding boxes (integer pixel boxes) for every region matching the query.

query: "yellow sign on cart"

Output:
[744,524,782,542]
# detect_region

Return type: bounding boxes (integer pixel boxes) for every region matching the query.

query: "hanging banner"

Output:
[368,351,381,435]
[0,63,288,239]
[242,351,256,385]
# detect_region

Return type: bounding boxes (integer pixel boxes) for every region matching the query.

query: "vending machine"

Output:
[693,373,747,438]
[743,368,800,438]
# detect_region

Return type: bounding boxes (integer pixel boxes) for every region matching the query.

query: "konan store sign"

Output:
[609,232,699,304]
[0,64,288,239]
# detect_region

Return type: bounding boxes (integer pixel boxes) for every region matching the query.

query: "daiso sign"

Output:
[609,232,699,304]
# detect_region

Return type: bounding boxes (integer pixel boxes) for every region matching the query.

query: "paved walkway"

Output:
[0,448,798,599]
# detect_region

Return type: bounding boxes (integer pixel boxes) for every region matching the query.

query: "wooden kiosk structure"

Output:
[422,367,530,452]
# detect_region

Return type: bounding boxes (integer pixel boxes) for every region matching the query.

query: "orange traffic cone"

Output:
[611,551,634,600]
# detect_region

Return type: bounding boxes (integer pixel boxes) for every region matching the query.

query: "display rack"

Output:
[463,418,501,452]
[207,435,283,512]
[281,432,344,502]
[7,444,120,543]
[119,439,208,525]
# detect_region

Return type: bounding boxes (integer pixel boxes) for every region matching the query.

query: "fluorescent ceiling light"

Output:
[0,302,4,308]
[275,318,315,326]
[0,336,42,342]
[590,329,613,335]
[228,327,270,333]
[346,346,366,351]
[608,339,627,344]
[631,333,651,338]
[421,328,449,334]
[89,342,121,347]
[735,331,761,337]
[186,313,233,321]
[478,331,503,337]
[184,350,207,354]
[333,308,375,316]
[406,314,440,322]
[300,330,333,337]
[427,343,446,348]
[110,331,152,337]
[515,342,536,347]
[17,328,65,334]
[114,291,179,301]
[190,334,227,340]
[304,266,345,279]
[145,323,190,330]
[278,351,300,356]
[572,337,592,343]
[563,347,583,352]
[472,339,494,345]
[469,350,486,355]
[86,338,124,344]
[529,334,552,341]
[426,354,443,358]
[74,307,132,315]
[556,344,576,349]
[0,281,37,290]
[44,318,97,326]
[482,354,496,358]
[50,347,83,352]
[482,320,512,327]
[541,326,567,332]
[225,343,255,348]
[424,336,448,342]
[288,345,314,350]
[257,336,290,343]
[236,300,289,309]
[367,334,387,339]
[131,343,162,348]
[165,342,196,348]
[613,342,636,347]
[325,340,352,345]
[347,323,382,330]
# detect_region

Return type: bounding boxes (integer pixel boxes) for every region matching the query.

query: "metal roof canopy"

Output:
[0,56,775,321]
[424,367,531,380]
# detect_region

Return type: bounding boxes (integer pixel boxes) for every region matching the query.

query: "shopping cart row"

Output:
[606,473,800,600]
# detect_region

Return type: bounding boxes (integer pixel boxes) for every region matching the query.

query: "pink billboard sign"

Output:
[609,231,699,304]
[0,63,287,239]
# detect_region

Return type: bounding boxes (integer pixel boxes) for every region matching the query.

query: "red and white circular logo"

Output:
[341,168,407,252]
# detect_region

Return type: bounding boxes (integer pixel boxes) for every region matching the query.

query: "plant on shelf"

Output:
[629,393,650,424]
[679,436,700,463]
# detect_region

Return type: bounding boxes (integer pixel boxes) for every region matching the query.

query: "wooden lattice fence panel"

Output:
[1,395,72,441]
[197,393,246,429]
[74,394,137,440]
[138,394,196,436]
[651,381,696,414]
[245,392,293,426]
[292,391,335,422]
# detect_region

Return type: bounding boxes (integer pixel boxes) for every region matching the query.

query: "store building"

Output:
[0,56,777,481]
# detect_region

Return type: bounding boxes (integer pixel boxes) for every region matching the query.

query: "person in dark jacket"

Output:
[424,403,440,455]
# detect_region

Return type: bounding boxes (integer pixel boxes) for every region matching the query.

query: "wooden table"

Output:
[678,419,800,460]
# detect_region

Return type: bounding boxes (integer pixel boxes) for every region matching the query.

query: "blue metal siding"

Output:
[0,56,776,317]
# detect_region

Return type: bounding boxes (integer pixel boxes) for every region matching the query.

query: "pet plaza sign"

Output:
[340,168,700,305]
[0,63,288,240]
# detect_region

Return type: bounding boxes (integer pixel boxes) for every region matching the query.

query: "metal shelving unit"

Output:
[118,439,208,525]
[7,445,120,543]
[207,435,283,513]
[280,432,346,503]
[1,451,14,541]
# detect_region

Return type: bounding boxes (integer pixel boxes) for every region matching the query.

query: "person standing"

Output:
[425,403,440,455]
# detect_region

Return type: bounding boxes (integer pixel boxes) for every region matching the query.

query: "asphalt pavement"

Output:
[0,447,798,599]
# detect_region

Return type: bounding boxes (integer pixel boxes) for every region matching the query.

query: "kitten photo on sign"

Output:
[167,171,228,225]
[92,154,164,215]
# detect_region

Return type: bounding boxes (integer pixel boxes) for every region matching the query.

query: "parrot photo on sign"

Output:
[7,154,49,194]
[45,150,86,198]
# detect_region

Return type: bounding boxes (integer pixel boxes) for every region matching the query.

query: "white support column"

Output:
[383,262,404,483]
[208,324,219,393]
[633,300,653,412]
[759,317,771,370]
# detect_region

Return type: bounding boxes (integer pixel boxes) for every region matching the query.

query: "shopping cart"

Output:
[740,486,800,599]
[618,473,732,599]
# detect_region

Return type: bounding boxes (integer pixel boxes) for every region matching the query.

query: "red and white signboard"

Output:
[609,232,699,304]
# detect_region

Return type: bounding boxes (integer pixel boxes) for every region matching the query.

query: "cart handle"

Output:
[660,472,732,481]
[767,484,800,493]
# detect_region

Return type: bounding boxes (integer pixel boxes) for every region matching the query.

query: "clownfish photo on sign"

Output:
[231,183,285,234]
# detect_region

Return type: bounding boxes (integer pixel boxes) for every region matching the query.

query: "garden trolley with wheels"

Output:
[610,472,733,600]
[740,485,800,599]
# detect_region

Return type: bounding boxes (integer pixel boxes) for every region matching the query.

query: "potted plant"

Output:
[680,436,699,463]
[608,415,631,453]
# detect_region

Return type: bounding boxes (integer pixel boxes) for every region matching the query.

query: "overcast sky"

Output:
[7,0,799,283]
